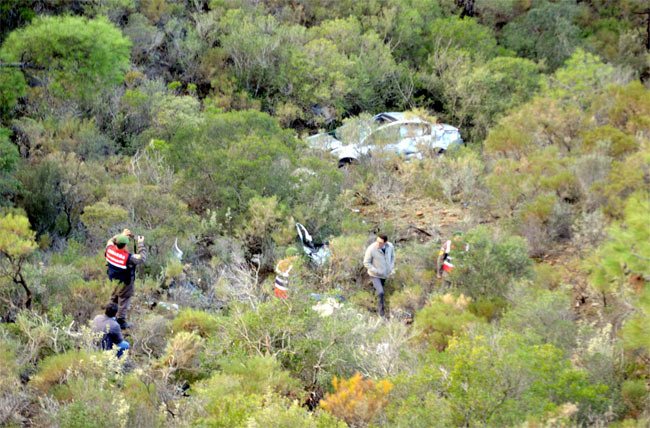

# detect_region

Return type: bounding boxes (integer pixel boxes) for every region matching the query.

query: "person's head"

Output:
[105,302,119,318]
[285,247,299,258]
[453,231,463,242]
[376,234,388,246]
[115,234,130,249]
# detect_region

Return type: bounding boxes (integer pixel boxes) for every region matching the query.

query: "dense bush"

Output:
[30,350,112,395]
[170,308,219,339]
[0,15,131,106]
[320,372,392,427]
[0,1,648,426]
[413,293,482,351]
[450,227,534,299]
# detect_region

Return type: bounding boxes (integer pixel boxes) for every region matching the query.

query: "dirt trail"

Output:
[353,195,470,245]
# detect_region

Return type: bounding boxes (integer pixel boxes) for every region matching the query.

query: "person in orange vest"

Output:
[436,231,468,285]
[274,247,299,299]
[105,229,147,329]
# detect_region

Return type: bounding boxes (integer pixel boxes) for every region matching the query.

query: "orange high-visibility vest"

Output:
[441,240,469,273]
[106,245,130,270]
[274,259,293,299]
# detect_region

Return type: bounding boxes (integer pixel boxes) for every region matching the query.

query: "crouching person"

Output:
[93,303,130,358]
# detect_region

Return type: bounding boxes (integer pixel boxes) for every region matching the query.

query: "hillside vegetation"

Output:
[0,1,649,427]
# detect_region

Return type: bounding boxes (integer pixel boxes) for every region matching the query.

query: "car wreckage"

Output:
[307,112,463,167]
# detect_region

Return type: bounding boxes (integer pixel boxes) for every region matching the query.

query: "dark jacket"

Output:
[93,314,124,350]
[105,235,147,298]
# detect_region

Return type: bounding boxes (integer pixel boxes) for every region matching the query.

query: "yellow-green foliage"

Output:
[467,296,507,322]
[0,344,19,394]
[483,72,649,225]
[595,143,650,217]
[190,376,343,428]
[123,374,166,428]
[246,397,347,428]
[580,125,638,158]
[611,419,650,428]
[414,294,482,351]
[55,378,129,428]
[588,192,650,295]
[156,331,204,382]
[0,212,37,259]
[533,263,563,289]
[621,379,648,417]
[321,233,366,291]
[389,285,425,316]
[189,356,305,427]
[350,290,376,313]
[30,350,111,395]
[170,308,219,338]
[238,195,289,247]
[80,201,128,243]
[61,279,114,323]
[49,240,106,280]
[218,355,302,396]
[320,372,392,427]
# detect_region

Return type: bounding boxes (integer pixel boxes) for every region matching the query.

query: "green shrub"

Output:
[188,372,343,428]
[349,290,376,313]
[170,308,219,339]
[247,398,346,428]
[621,379,648,417]
[467,296,507,322]
[0,343,20,396]
[156,331,204,383]
[0,15,131,103]
[123,374,166,428]
[389,285,425,318]
[434,327,609,427]
[502,286,578,354]
[451,226,534,299]
[320,233,367,292]
[30,350,112,395]
[413,294,483,351]
[533,263,563,290]
[55,378,128,428]
[8,308,80,365]
[580,125,639,158]
[611,418,650,428]
[61,279,114,324]
[217,355,302,397]
[160,109,300,222]
[130,313,171,359]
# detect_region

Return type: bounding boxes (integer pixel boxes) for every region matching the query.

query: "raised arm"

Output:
[130,235,148,265]
[106,228,132,247]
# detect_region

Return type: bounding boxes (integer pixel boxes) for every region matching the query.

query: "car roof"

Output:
[372,112,406,122]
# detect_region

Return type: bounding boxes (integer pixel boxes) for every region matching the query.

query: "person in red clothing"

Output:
[436,231,468,286]
[105,229,147,329]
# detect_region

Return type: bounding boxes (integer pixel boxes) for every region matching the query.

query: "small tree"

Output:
[0,15,131,105]
[451,226,534,300]
[320,372,392,428]
[0,212,37,308]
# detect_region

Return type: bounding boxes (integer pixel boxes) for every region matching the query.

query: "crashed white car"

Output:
[307,112,463,166]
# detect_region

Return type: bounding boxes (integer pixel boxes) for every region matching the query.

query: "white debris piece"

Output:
[311,297,343,317]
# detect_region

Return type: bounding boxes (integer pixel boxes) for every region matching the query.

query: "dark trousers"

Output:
[371,277,386,316]
[109,279,134,320]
